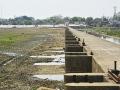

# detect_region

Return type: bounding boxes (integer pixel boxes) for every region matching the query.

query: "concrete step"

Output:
[65,83,120,90]
[65,46,83,52]
[65,52,87,55]
[64,73,106,83]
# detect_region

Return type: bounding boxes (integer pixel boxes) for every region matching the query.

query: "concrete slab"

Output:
[65,83,120,90]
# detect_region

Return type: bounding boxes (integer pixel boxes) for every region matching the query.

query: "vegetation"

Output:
[0,31,31,46]
[0,34,25,46]
[0,15,120,27]
[89,27,120,38]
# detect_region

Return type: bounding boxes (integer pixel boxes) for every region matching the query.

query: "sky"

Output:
[0,0,120,19]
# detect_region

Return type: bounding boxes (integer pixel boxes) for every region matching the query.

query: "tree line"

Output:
[0,15,120,27]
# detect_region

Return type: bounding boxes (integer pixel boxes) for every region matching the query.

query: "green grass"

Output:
[90,27,120,38]
[0,33,31,46]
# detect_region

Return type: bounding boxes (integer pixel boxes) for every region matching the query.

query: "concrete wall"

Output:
[65,55,92,73]
[92,58,104,73]
[64,28,120,90]
[65,41,79,44]
[65,46,83,52]
[64,73,105,83]
[65,38,76,41]
[65,52,87,55]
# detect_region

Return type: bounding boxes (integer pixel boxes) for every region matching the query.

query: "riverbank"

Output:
[87,27,120,38]
[0,27,65,90]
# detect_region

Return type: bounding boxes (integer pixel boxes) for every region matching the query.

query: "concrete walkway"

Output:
[69,28,120,73]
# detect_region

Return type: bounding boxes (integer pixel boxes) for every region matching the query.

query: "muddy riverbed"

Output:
[0,27,65,90]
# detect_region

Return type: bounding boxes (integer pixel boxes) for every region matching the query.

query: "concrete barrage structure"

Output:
[64,27,120,90]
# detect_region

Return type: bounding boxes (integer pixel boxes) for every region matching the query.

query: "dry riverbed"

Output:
[0,27,65,90]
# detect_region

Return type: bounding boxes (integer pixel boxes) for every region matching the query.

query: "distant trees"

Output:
[85,17,93,26]
[0,16,35,25]
[0,15,119,27]
[13,16,34,25]
[70,17,85,24]
[93,18,102,26]
[49,15,64,26]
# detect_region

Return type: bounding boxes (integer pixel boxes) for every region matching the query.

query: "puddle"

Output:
[101,36,120,45]
[87,32,120,45]
[33,75,64,81]
[0,51,23,57]
[50,47,64,51]
[45,51,64,53]
[34,62,64,65]
[3,52,21,56]
[30,55,57,58]
[30,54,65,58]
[33,54,65,66]
[52,55,65,63]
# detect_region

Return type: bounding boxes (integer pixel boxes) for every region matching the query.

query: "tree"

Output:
[13,16,35,25]
[49,15,64,26]
[63,17,70,22]
[70,17,85,24]
[93,18,102,27]
[101,17,109,26]
[85,17,93,26]
[71,17,80,24]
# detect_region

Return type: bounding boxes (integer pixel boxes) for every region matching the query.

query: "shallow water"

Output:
[30,54,65,59]
[33,54,65,66]
[34,63,64,65]
[33,75,64,81]
[0,51,23,56]
[101,36,120,45]
[87,32,120,45]
[44,50,64,53]
[0,25,65,28]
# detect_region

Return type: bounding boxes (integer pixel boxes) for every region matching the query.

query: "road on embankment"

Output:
[69,27,120,73]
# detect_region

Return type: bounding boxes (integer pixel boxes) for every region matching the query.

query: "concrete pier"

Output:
[65,55,92,73]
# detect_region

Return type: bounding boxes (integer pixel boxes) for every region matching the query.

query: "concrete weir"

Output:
[64,28,120,90]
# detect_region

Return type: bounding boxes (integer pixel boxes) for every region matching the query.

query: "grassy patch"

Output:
[89,27,120,38]
[0,32,31,46]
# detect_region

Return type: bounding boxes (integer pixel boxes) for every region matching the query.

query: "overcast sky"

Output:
[0,0,120,19]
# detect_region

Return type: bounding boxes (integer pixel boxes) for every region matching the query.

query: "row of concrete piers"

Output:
[64,28,120,90]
